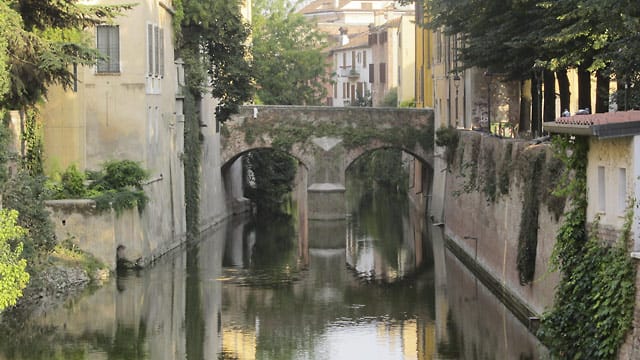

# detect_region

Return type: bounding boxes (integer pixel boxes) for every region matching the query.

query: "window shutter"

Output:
[159,28,165,77]
[108,27,119,72]
[147,24,154,75]
[154,25,160,76]
[97,26,119,73]
[380,63,386,83]
[97,26,108,72]
[369,64,374,83]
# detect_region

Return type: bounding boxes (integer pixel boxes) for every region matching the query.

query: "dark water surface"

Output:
[0,190,547,359]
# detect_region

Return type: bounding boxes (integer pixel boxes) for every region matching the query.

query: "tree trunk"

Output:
[595,69,609,113]
[543,70,556,122]
[519,79,531,134]
[578,64,592,112]
[557,69,570,113]
[531,76,542,136]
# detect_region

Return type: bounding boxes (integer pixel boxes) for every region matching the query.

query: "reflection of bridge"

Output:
[221,105,435,219]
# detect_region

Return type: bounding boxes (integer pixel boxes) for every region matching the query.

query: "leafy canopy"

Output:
[1,0,133,108]
[252,0,329,105]
[178,0,253,122]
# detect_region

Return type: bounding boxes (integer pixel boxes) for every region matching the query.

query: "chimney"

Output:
[339,27,349,46]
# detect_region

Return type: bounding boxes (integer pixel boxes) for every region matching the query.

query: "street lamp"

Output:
[453,73,461,127]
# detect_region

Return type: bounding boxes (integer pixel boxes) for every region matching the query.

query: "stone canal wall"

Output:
[441,131,562,317]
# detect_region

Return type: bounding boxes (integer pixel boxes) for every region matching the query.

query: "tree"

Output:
[178,0,253,123]
[252,0,329,105]
[2,0,133,109]
[177,0,253,236]
[0,209,29,311]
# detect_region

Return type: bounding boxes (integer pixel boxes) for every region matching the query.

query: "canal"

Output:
[0,187,547,359]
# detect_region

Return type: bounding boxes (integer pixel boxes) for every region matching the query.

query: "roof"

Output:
[331,32,369,51]
[544,110,640,139]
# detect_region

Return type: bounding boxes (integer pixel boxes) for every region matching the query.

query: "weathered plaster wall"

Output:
[38,0,188,268]
[442,131,561,316]
[199,93,249,232]
[45,200,143,270]
[587,136,634,244]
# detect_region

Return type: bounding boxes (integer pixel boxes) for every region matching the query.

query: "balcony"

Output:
[348,68,360,80]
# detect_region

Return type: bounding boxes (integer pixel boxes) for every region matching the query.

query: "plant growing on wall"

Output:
[47,160,149,215]
[538,135,636,359]
[435,126,460,169]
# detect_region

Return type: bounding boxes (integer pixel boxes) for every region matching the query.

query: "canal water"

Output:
[0,188,548,359]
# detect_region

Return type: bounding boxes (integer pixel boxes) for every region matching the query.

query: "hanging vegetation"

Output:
[538,135,636,359]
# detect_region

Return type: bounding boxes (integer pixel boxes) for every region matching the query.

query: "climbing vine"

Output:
[515,149,545,284]
[21,107,44,176]
[232,116,434,154]
[497,142,512,196]
[538,135,636,359]
[435,126,459,168]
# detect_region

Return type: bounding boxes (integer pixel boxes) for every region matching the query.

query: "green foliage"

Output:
[2,171,56,261]
[349,149,408,192]
[57,164,86,199]
[1,1,133,108]
[0,113,13,186]
[182,89,201,239]
[21,107,44,176]
[481,145,497,204]
[515,149,545,285]
[243,149,297,215]
[497,142,513,196]
[538,135,636,359]
[435,126,460,168]
[380,88,398,107]
[47,161,149,215]
[351,90,372,107]
[252,0,329,105]
[0,209,30,311]
[399,98,416,108]
[178,0,253,123]
[91,160,148,191]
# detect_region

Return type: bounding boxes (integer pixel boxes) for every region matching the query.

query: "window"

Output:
[96,26,119,73]
[342,53,347,68]
[619,168,627,213]
[351,51,356,67]
[598,166,606,213]
[362,51,367,68]
[379,63,386,83]
[147,23,164,93]
[369,64,374,83]
[147,24,165,77]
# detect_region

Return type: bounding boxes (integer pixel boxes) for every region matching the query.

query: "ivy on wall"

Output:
[538,135,636,359]
[515,149,545,284]
[234,116,434,154]
[448,131,568,284]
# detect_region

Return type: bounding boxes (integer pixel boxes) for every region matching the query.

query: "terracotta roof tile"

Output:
[555,110,640,126]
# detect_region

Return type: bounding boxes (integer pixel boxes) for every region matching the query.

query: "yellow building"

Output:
[39,0,186,262]
[414,0,433,109]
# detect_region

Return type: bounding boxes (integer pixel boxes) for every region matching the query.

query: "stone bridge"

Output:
[221,105,435,219]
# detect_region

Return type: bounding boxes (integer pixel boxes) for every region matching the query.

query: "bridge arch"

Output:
[220,105,435,219]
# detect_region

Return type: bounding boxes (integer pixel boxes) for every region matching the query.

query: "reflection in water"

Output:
[0,190,547,359]
[346,191,425,283]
